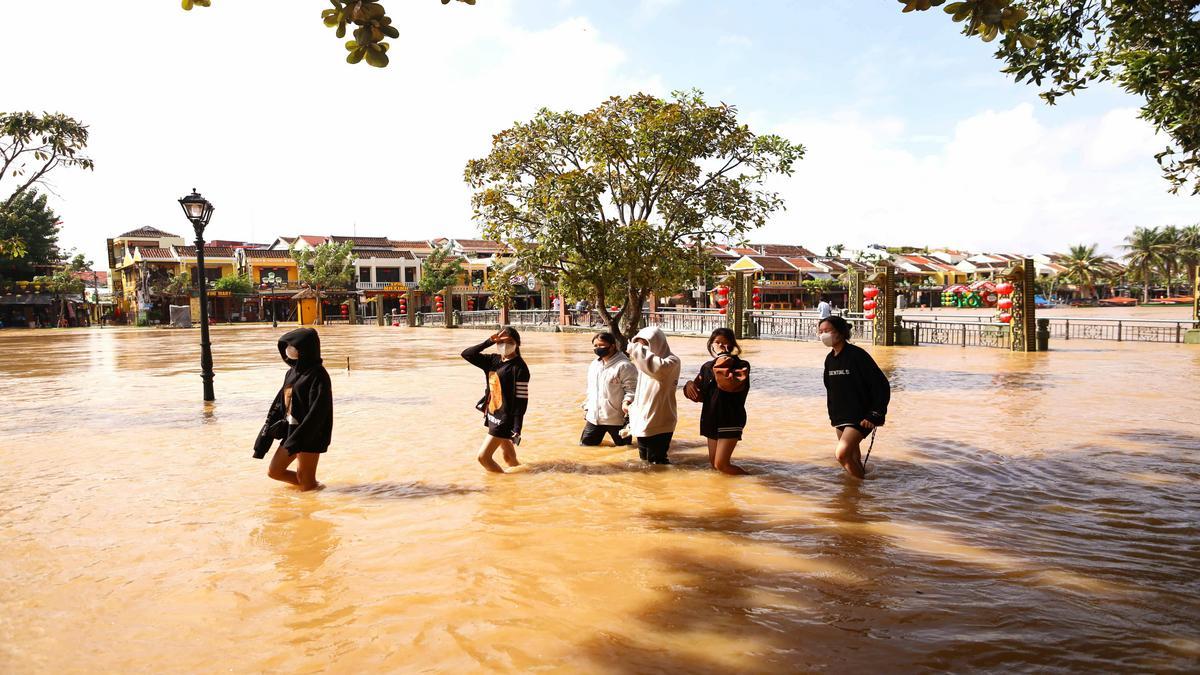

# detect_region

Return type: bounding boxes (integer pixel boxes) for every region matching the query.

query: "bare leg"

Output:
[835,427,867,479]
[707,438,718,469]
[295,452,324,491]
[267,445,300,485]
[476,435,506,473]
[500,439,520,467]
[713,438,748,475]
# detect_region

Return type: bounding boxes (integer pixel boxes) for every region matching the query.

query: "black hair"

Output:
[592,332,617,346]
[707,327,742,356]
[498,325,522,346]
[819,316,852,340]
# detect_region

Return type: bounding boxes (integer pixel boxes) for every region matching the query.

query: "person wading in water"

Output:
[819,316,890,479]
[262,328,333,491]
[461,326,531,473]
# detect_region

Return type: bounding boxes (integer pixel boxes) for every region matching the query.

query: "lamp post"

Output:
[263,271,280,328]
[179,188,216,402]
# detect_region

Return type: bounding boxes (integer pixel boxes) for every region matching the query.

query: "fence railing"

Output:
[459,310,500,327]
[645,311,729,335]
[417,312,446,327]
[899,313,1197,344]
[901,319,1010,348]
[508,310,559,327]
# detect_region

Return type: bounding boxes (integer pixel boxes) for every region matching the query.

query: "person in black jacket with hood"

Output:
[265,327,333,491]
[819,316,890,479]
[461,326,530,473]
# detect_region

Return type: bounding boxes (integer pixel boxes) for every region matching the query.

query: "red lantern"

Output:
[864,286,880,300]
[864,311,876,320]
[863,299,877,311]
[996,281,1014,295]
[341,304,348,316]
[717,296,729,307]
[716,286,730,296]
[997,297,1013,310]
[610,305,619,312]
[718,308,727,315]
[752,301,762,309]
[998,312,1012,323]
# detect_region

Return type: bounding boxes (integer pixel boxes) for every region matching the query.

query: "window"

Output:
[375,267,401,283]
[258,267,289,283]
[191,267,224,283]
[405,267,416,283]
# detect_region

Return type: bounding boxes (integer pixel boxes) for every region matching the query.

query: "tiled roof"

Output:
[73,270,108,284]
[756,244,817,257]
[454,238,505,250]
[747,256,797,273]
[135,247,176,261]
[119,226,180,239]
[244,249,297,259]
[330,235,393,247]
[784,257,824,273]
[353,248,416,260]
[297,235,328,246]
[173,245,236,258]
[390,239,434,249]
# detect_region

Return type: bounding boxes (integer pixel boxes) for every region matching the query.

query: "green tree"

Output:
[213,273,254,295]
[418,244,465,295]
[164,271,193,297]
[1178,224,1200,300]
[32,266,84,325]
[1059,243,1111,300]
[1155,225,1182,296]
[465,90,803,343]
[1122,226,1165,303]
[483,259,516,310]
[2,112,95,208]
[291,240,357,293]
[182,0,476,67]
[905,1,1200,194]
[0,190,61,281]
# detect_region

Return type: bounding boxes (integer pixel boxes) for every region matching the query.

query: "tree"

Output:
[213,273,254,295]
[1,112,95,208]
[164,271,193,297]
[824,244,846,257]
[0,190,61,281]
[1154,225,1182,296]
[1122,226,1165,303]
[32,267,84,325]
[465,90,803,344]
[0,237,25,258]
[484,259,517,310]
[1178,224,1200,299]
[1059,243,1111,299]
[418,244,465,295]
[182,0,476,68]
[904,1,1200,195]
[291,240,357,293]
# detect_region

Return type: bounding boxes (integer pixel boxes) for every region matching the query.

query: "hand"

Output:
[859,419,875,430]
[632,337,648,346]
[490,332,513,344]
[621,402,630,414]
[730,367,749,382]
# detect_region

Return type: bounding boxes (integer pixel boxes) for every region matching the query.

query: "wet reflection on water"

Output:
[1,325,1197,672]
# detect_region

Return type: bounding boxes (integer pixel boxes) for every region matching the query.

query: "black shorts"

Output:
[701,422,743,440]
[834,422,872,439]
[580,422,632,446]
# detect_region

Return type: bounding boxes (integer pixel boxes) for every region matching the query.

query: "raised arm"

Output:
[461,338,497,370]
[629,342,681,380]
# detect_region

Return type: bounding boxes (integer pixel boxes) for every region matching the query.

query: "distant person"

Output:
[261,328,333,491]
[461,326,530,473]
[817,296,833,320]
[684,327,751,475]
[628,326,681,464]
[581,332,637,447]
[552,296,562,313]
[818,316,890,479]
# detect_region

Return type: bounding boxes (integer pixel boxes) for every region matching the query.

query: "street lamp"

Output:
[262,271,281,328]
[179,188,216,402]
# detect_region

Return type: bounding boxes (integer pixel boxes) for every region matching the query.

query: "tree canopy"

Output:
[0,190,61,282]
[904,0,1200,195]
[1,112,95,209]
[419,244,465,295]
[291,240,357,291]
[465,90,803,342]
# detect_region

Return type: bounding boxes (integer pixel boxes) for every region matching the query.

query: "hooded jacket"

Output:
[823,341,889,427]
[584,350,638,426]
[274,328,333,454]
[627,326,681,438]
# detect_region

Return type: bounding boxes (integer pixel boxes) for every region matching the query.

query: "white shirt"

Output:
[817,301,832,319]
[584,352,638,426]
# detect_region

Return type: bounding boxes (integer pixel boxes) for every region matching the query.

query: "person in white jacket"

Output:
[628,326,681,464]
[581,332,638,447]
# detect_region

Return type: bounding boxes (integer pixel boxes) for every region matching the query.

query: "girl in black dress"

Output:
[685,327,750,475]
[461,326,531,473]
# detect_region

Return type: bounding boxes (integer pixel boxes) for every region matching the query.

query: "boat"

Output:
[1143,296,1195,306]
[1097,297,1137,307]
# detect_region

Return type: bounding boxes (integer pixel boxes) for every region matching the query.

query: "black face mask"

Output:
[594,346,610,358]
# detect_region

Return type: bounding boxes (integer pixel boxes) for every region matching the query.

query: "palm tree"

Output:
[1122,226,1165,303]
[1155,225,1182,296]
[1060,244,1112,299]
[1177,224,1200,298]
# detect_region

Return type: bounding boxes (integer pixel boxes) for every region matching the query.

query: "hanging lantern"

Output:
[716,285,730,296]
[863,299,877,311]
[610,305,620,312]
[717,296,729,307]
[998,312,1012,323]
[718,308,727,315]
[864,311,876,320]
[997,297,1013,311]
[996,281,1014,295]
[864,286,880,300]
[340,303,349,316]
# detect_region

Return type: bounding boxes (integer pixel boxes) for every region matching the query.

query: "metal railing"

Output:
[899,313,1197,344]
[645,311,729,335]
[355,281,417,290]
[508,310,559,327]
[901,319,1010,348]
[417,312,446,327]
[746,312,874,342]
[459,310,501,327]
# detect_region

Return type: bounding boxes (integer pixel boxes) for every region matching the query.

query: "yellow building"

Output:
[170,245,238,283]
[107,226,186,321]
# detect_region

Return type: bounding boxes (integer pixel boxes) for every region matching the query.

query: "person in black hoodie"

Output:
[264,327,333,491]
[461,326,530,473]
[819,316,890,479]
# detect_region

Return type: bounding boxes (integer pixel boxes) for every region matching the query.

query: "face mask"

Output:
[819,332,836,347]
[593,346,610,358]
[285,345,300,360]
[497,342,517,358]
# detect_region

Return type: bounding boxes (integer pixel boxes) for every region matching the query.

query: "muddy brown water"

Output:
[1,325,1198,673]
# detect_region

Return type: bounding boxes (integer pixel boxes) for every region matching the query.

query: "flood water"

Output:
[1,325,1198,673]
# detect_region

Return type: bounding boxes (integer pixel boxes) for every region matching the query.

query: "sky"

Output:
[1,0,1195,267]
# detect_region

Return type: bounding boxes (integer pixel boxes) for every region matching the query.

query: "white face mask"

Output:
[497,342,517,358]
[819,332,836,347]
[285,345,300,360]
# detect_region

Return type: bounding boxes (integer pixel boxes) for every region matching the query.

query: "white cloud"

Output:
[757,104,1195,257]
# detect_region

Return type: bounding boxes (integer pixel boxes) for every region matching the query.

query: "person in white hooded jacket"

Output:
[581,332,638,447]
[627,326,681,464]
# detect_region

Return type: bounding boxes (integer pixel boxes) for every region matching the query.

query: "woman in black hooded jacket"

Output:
[265,327,333,491]
[819,316,889,479]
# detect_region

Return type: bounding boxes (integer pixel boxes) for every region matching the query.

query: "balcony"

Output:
[356,281,417,291]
